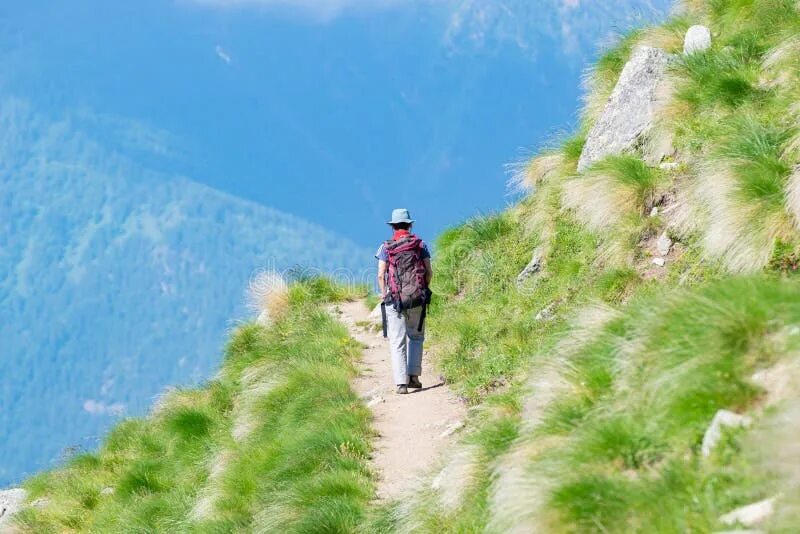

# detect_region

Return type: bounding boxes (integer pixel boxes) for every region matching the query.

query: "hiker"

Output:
[376,208,433,395]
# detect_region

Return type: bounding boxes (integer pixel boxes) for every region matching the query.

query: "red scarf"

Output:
[392,229,411,241]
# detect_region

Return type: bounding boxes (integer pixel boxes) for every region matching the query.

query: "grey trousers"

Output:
[386,305,425,385]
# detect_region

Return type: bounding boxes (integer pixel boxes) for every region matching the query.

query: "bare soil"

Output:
[332,300,466,501]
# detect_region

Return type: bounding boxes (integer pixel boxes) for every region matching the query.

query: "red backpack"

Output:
[384,234,429,311]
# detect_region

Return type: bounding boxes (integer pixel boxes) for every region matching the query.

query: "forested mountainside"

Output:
[0,96,369,487]
[6,0,800,532]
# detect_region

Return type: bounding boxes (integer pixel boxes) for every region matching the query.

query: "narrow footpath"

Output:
[332,300,466,501]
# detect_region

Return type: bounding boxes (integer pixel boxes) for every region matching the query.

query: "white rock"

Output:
[719,496,778,527]
[578,46,670,172]
[101,487,115,496]
[31,497,49,508]
[430,469,445,490]
[656,232,673,256]
[659,161,680,171]
[361,385,386,400]
[701,409,752,457]
[684,25,712,55]
[516,247,543,285]
[439,420,464,439]
[650,206,660,217]
[0,488,27,528]
[366,395,385,408]
[652,257,666,267]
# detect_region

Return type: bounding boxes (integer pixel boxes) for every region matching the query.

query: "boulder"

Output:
[0,488,27,529]
[684,25,712,55]
[516,248,543,285]
[701,409,752,457]
[578,46,670,172]
[652,257,666,267]
[656,232,673,256]
[719,496,778,527]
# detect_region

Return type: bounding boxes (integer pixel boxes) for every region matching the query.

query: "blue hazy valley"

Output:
[0,98,369,484]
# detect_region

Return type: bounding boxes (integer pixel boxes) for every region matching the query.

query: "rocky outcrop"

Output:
[578,46,670,172]
[516,248,543,285]
[0,488,26,529]
[656,232,673,256]
[684,25,712,54]
[701,409,752,457]
[719,496,778,527]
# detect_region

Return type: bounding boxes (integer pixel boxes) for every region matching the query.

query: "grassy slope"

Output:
[15,279,373,533]
[368,1,800,532]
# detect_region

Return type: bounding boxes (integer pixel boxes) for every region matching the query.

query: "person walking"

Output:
[376,208,433,395]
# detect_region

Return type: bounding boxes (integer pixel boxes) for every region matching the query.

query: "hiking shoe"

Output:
[408,376,422,389]
[396,385,409,395]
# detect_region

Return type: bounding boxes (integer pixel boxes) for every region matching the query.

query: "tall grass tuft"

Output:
[246,269,289,326]
[563,155,661,233]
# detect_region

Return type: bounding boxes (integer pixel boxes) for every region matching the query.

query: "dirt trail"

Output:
[332,300,466,501]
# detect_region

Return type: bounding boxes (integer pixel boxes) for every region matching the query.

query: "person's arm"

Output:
[423,258,433,286]
[377,260,387,296]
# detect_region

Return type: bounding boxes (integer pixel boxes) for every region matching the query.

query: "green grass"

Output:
[429,210,600,402]
[719,115,792,210]
[593,155,662,209]
[533,277,800,532]
[15,278,373,533]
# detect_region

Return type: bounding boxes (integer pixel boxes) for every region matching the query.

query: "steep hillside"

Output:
[372,0,800,531]
[0,96,370,486]
[6,0,800,532]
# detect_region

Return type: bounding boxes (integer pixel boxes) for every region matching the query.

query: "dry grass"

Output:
[486,442,551,534]
[581,69,613,132]
[507,152,564,193]
[643,74,680,165]
[430,444,481,513]
[562,173,634,232]
[751,400,800,530]
[691,165,779,272]
[246,269,289,326]
[637,23,686,52]
[787,166,800,229]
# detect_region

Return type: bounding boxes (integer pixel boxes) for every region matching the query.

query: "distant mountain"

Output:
[0,95,371,486]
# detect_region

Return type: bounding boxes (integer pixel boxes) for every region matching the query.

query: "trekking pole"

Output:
[380,302,388,338]
[417,289,431,332]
